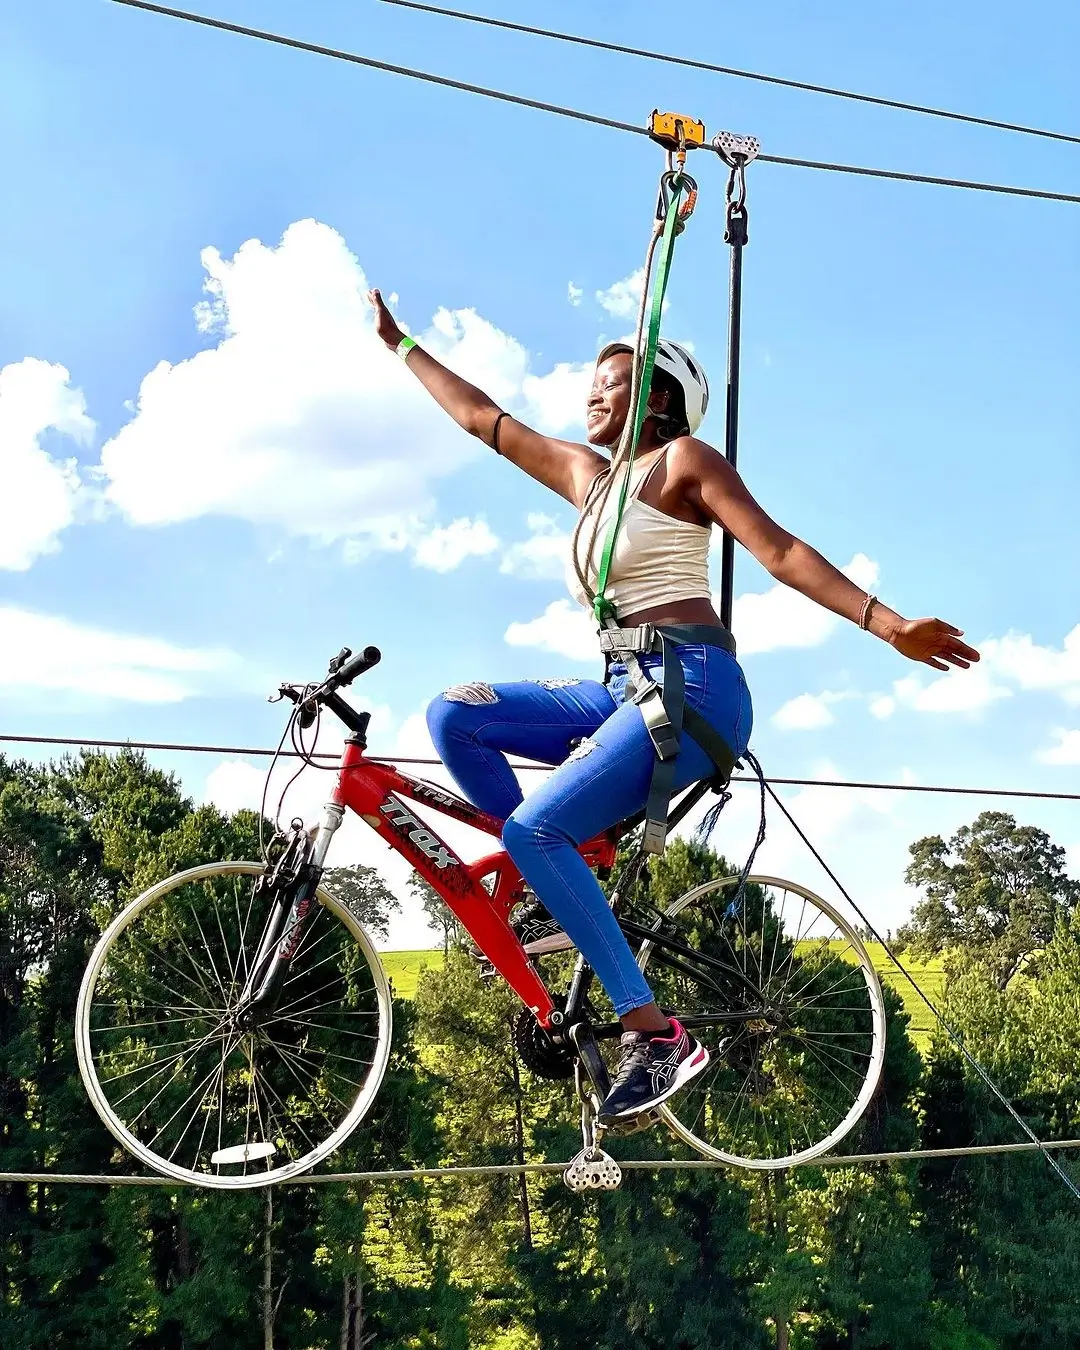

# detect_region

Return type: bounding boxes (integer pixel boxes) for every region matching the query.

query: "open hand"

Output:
[367,288,405,350]
[890,617,980,671]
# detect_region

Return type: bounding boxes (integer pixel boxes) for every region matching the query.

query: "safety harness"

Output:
[586,134,739,854]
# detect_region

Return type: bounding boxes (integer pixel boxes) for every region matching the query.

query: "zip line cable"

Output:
[765,781,1080,1203]
[109,0,1080,205]
[3,732,1079,803]
[378,0,1080,150]
[4,1137,1080,1187]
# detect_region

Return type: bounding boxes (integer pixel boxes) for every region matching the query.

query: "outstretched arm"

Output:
[679,440,980,672]
[368,290,605,506]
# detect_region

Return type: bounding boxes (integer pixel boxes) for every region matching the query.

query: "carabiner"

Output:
[656,170,699,234]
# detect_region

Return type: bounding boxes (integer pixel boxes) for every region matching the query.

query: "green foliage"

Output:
[409,868,461,955]
[899,810,1080,988]
[4,774,1080,1348]
[323,862,402,942]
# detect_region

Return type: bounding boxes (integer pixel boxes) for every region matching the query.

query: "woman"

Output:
[368,288,979,1126]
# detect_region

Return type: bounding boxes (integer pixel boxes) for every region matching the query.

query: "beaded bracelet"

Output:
[859,593,878,631]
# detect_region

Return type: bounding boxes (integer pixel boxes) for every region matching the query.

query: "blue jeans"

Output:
[426,645,753,1016]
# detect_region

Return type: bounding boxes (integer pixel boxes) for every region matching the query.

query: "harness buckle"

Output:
[632,683,680,761]
[598,624,656,656]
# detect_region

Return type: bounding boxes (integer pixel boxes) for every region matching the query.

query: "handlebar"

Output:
[274,644,382,739]
[326,645,381,691]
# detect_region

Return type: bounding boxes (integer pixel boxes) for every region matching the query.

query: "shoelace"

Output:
[610,1032,654,1087]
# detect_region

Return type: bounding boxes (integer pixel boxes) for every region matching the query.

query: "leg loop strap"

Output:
[601,621,736,855]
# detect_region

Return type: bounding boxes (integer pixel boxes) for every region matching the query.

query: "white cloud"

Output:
[96,220,589,557]
[1036,729,1080,766]
[771,690,852,731]
[728,553,879,656]
[870,624,1080,724]
[521,363,591,435]
[596,268,646,320]
[504,599,597,663]
[887,668,1012,715]
[982,627,1080,703]
[0,604,239,703]
[567,283,583,307]
[0,358,93,570]
[413,517,499,572]
[500,514,571,581]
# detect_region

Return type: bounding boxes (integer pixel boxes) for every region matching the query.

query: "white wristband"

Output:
[396,335,417,361]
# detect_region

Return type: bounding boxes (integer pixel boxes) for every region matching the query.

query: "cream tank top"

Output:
[566,450,713,616]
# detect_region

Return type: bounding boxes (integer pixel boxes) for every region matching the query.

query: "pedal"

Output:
[599,1108,661,1138]
[563,1147,623,1193]
[523,932,575,957]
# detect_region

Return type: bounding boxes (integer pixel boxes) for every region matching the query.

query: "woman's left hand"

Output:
[890,617,981,671]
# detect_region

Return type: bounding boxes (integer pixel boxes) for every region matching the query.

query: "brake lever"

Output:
[270,683,303,705]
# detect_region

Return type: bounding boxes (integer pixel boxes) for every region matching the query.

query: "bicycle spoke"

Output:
[104,1023,230,1094]
[109,937,224,1018]
[81,863,390,1186]
[212,888,242,993]
[188,901,233,1009]
[236,877,259,984]
[147,1035,241,1152]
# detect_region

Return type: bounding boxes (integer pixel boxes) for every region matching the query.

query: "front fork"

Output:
[237,803,345,1024]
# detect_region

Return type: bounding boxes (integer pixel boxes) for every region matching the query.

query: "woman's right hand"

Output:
[367,289,406,351]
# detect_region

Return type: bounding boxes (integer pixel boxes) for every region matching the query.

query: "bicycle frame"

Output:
[309,738,620,1027]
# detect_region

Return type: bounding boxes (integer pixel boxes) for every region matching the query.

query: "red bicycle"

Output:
[76,645,886,1190]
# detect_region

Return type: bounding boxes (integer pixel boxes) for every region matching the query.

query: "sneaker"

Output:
[512,899,573,956]
[597,1019,710,1125]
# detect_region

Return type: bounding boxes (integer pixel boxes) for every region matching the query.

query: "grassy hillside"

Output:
[380,943,948,1052]
[382,948,445,999]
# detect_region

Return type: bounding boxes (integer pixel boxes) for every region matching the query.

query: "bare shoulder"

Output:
[664,436,735,486]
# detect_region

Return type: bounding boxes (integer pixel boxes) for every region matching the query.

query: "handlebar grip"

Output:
[332,645,381,689]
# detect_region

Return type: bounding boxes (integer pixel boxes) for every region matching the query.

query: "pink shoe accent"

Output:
[650,1018,685,1044]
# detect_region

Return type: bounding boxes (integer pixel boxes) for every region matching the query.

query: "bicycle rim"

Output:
[76,861,392,1188]
[638,874,886,1169]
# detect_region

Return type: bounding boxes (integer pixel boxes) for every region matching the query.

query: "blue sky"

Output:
[2,0,1078,947]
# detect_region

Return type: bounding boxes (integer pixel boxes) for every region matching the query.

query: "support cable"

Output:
[108,1,1080,205]
[764,781,1080,1203]
[378,0,1080,150]
[2,733,1079,802]
[3,1137,1080,1187]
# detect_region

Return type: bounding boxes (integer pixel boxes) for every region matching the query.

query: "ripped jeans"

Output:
[426,645,753,1016]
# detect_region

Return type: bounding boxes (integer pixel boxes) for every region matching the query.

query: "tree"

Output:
[322,863,402,943]
[409,870,461,955]
[898,811,1080,988]
[916,921,1080,1347]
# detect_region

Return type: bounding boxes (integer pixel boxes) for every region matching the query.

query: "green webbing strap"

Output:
[592,178,687,625]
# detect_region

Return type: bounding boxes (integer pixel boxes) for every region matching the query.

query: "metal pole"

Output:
[712,133,758,636]
[719,210,746,631]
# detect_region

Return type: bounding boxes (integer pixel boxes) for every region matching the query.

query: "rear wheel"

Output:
[636,874,886,1169]
[76,861,392,1189]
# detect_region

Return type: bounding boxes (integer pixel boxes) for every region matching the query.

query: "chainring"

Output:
[513,1005,576,1080]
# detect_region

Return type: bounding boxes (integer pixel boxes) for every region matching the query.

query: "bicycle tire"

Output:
[637,874,886,1169]
[76,861,392,1189]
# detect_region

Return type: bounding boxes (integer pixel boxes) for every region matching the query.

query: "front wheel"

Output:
[637,874,886,1170]
[76,861,392,1189]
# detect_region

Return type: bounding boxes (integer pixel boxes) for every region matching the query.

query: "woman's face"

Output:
[586,352,632,447]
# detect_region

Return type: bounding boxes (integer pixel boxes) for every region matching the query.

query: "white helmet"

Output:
[596,338,709,436]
